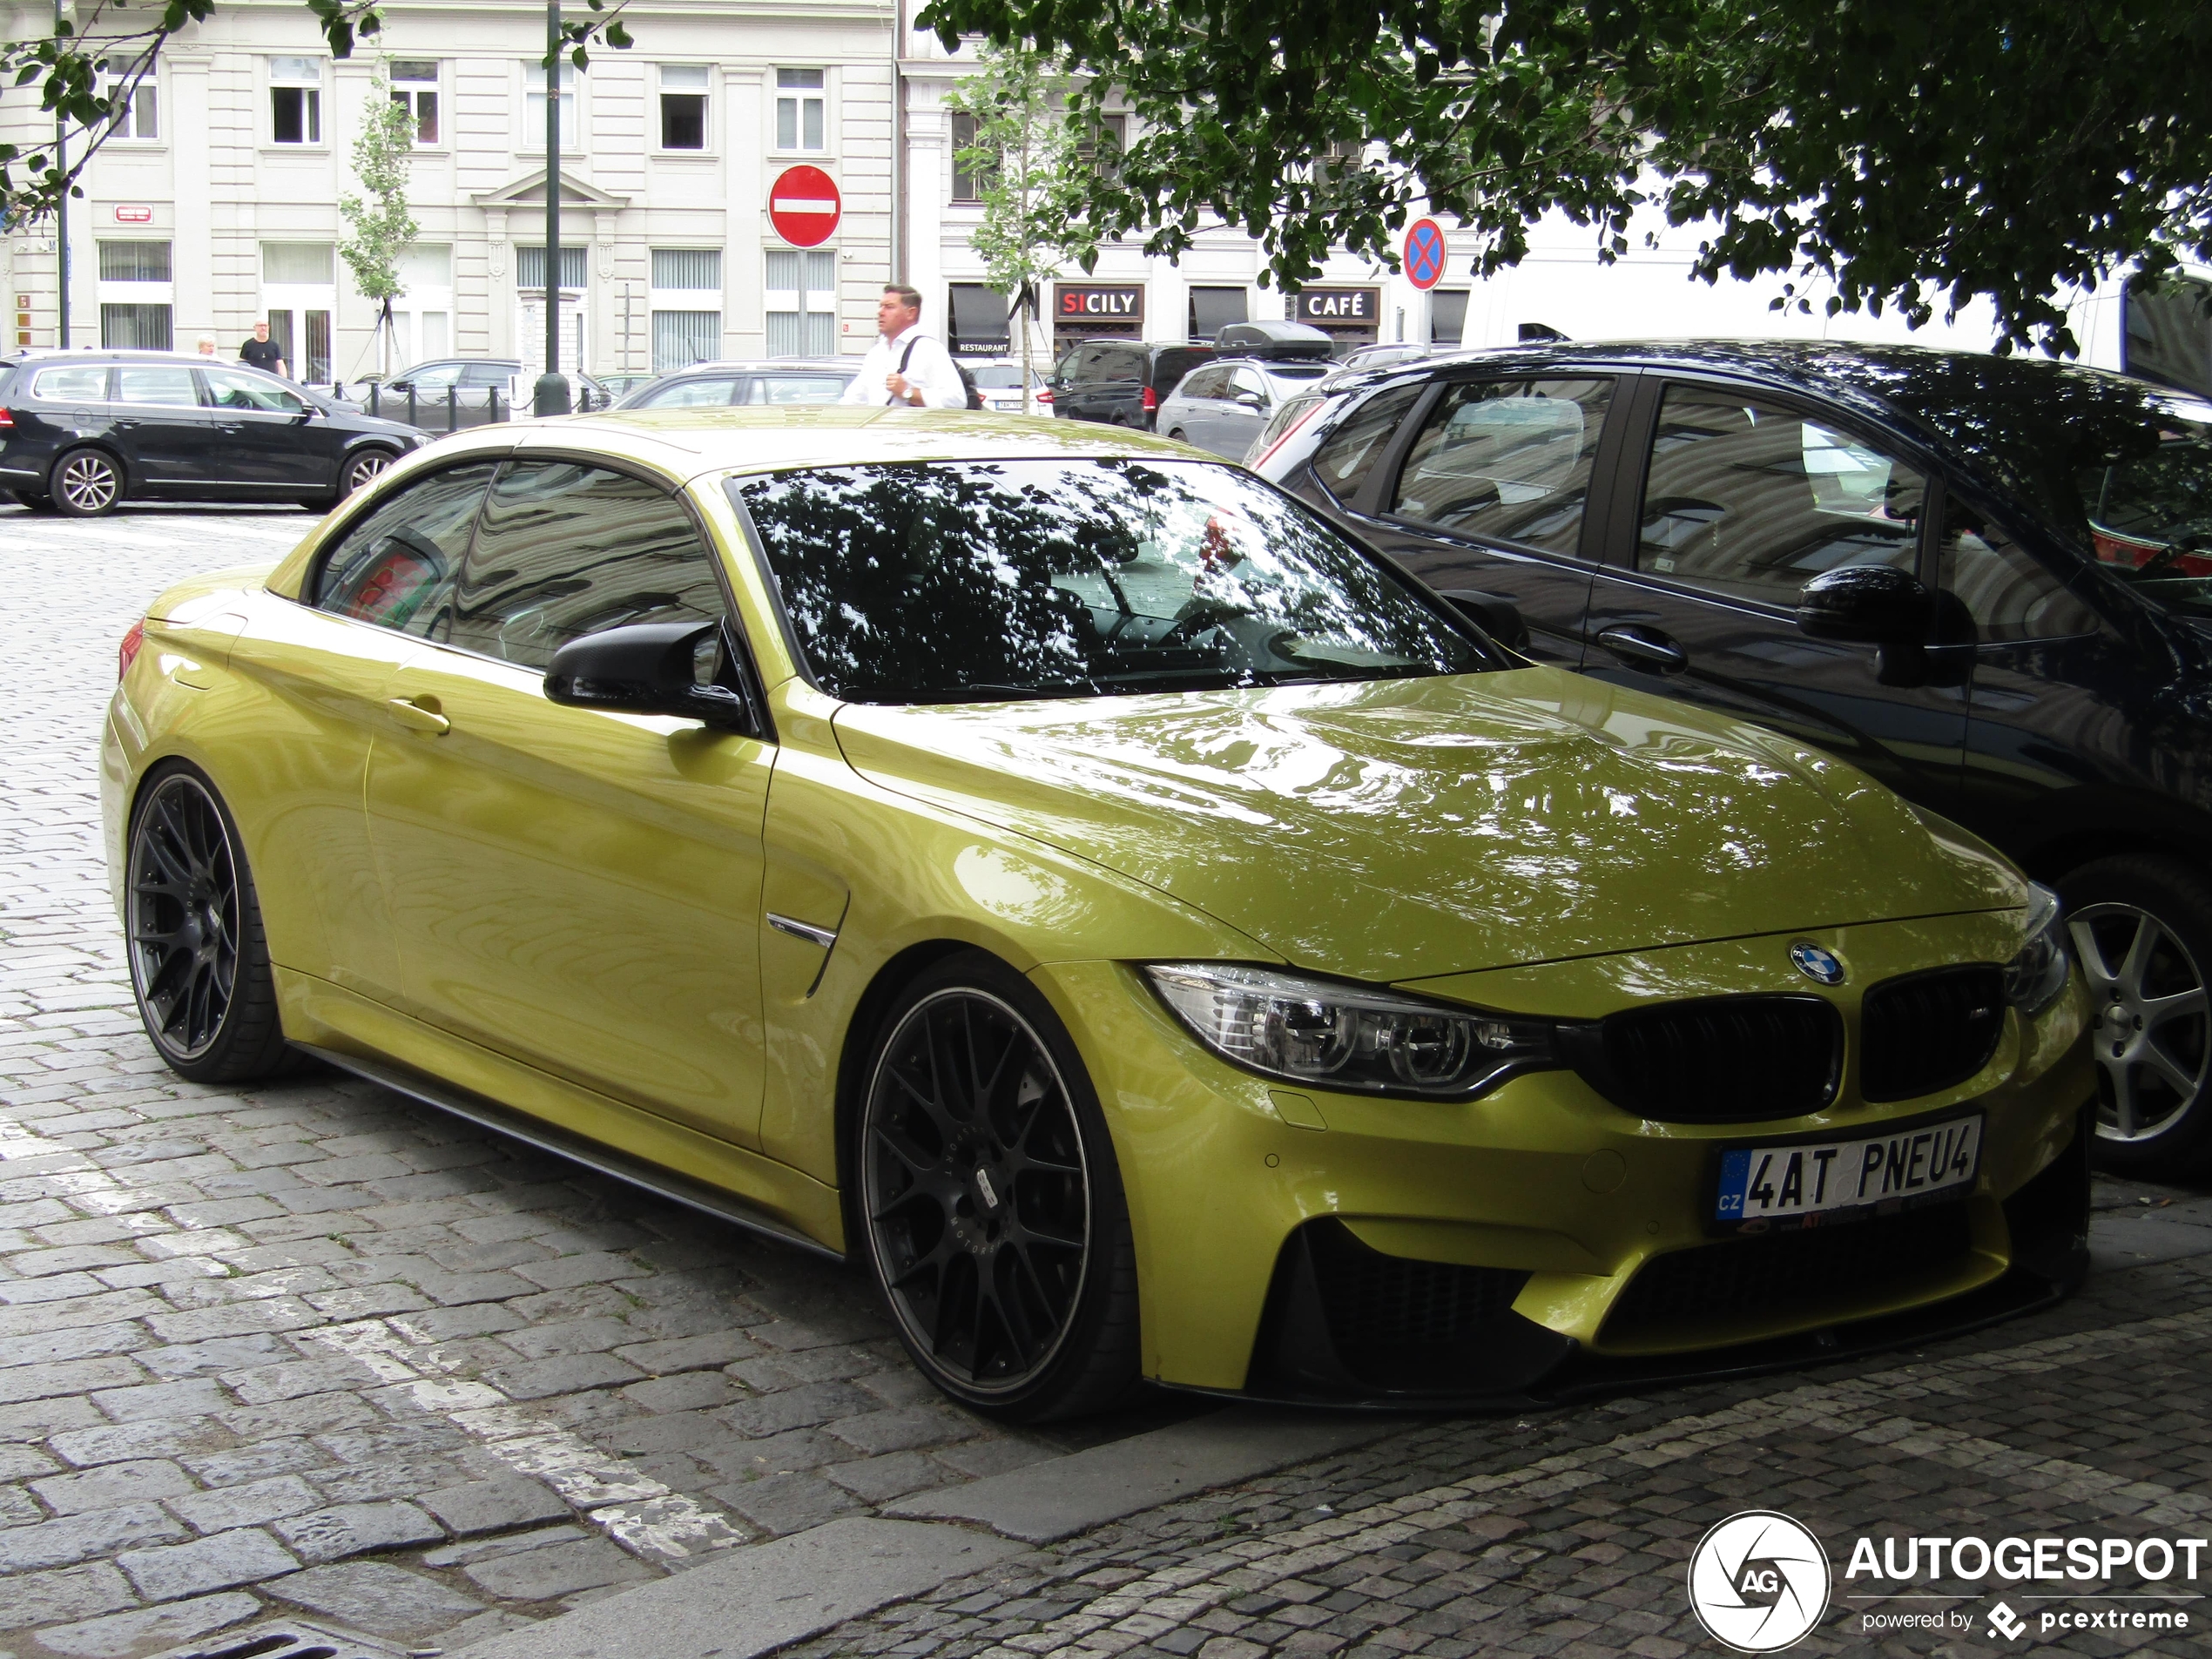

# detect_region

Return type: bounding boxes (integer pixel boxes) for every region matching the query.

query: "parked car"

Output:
[0,349,424,516]
[105,406,2088,1414]
[1334,341,1435,374]
[1157,357,1341,459]
[966,359,1045,414]
[371,359,613,428]
[612,359,858,410]
[1255,338,2212,1173]
[1044,339,1214,429]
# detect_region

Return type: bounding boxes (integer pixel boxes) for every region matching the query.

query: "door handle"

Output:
[1595,625,1689,675]
[216,421,246,434]
[387,697,450,735]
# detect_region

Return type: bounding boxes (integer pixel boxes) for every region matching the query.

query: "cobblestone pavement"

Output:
[8,505,2211,1659]
[0,504,1183,1658]
[786,1224,2212,1659]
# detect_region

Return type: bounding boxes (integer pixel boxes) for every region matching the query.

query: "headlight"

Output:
[1142,962,1557,1100]
[2002,883,2071,1014]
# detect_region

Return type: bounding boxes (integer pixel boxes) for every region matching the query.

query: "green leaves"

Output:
[337,62,418,307]
[915,0,2212,354]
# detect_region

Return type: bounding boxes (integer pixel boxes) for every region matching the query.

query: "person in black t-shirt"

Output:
[239,320,287,378]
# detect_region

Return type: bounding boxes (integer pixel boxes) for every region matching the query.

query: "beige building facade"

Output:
[1,0,899,381]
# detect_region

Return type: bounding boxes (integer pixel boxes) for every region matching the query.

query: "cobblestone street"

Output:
[4,502,2212,1659]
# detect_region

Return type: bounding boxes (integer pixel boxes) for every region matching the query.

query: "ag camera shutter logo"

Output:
[1689,1511,1832,1652]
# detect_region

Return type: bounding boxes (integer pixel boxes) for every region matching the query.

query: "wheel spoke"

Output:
[2117,914,2161,1000]
[2105,1056,2142,1138]
[2069,918,2121,991]
[2145,1038,2206,1100]
[2144,986,2209,1030]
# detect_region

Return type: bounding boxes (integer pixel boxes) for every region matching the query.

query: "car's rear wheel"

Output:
[125,765,299,1083]
[1168,427,1189,442]
[2061,854,2212,1176]
[51,448,123,516]
[855,953,1140,1420]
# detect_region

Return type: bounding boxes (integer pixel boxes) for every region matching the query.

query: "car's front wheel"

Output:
[855,953,1140,1420]
[125,765,298,1083]
[341,447,397,496]
[2062,854,2212,1177]
[51,448,123,516]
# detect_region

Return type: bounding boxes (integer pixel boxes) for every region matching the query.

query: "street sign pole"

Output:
[54,0,69,348]
[533,0,570,416]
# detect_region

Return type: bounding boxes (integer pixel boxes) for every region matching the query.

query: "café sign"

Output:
[1056,284,1143,321]
[1295,287,1379,325]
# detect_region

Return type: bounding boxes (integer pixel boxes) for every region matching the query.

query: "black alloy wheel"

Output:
[2062,854,2212,1176]
[857,955,1139,1420]
[52,448,122,516]
[343,448,397,496]
[125,766,297,1083]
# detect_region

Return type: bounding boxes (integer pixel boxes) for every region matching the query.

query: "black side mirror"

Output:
[1796,564,1932,644]
[544,620,756,732]
[1438,588,1532,653]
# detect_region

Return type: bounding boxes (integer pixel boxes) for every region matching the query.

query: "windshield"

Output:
[734,458,1487,704]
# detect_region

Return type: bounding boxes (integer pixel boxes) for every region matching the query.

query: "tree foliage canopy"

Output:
[915,0,2212,353]
[337,63,417,309]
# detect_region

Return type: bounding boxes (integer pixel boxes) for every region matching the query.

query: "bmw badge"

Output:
[1790,941,1845,986]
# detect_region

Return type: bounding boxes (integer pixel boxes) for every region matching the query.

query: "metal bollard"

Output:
[368,384,381,419]
[447,386,459,433]
[489,385,502,423]
[408,386,418,427]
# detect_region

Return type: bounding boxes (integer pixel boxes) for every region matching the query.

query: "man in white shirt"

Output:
[840,285,969,409]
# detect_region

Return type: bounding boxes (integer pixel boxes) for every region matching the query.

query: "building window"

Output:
[264,242,334,286]
[658,65,708,150]
[390,59,439,145]
[98,240,172,283]
[101,303,172,350]
[765,249,835,356]
[1431,289,1470,349]
[269,57,322,145]
[1078,113,1126,181]
[776,68,824,152]
[950,112,991,204]
[516,246,589,290]
[1188,287,1247,343]
[526,59,578,152]
[651,248,722,371]
[99,64,158,139]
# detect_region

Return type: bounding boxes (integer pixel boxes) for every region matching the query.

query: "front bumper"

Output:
[1033,911,2094,1406]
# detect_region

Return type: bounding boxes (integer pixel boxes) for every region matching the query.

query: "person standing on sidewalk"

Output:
[239,320,287,379]
[839,285,967,409]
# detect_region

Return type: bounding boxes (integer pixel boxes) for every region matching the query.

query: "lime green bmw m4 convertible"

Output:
[101,408,2094,1417]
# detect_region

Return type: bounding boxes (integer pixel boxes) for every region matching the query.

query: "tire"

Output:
[341,447,398,496]
[51,448,123,516]
[1168,428,1189,442]
[125,764,300,1084]
[2060,853,2212,1177]
[853,951,1142,1421]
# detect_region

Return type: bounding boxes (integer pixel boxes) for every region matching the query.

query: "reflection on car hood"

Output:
[831,667,2021,982]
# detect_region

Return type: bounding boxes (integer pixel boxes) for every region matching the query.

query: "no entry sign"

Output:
[769,165,841,247]
[1402,217,1447,291]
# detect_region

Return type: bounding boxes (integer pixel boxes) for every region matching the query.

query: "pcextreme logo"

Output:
[1687,1512,1832,1652]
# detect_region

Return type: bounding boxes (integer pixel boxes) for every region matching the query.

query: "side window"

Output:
[115,367,200,407]
[1392,377,1613,556]
[1939,495,2099,642]
[1312,381,1424,505]
[401,363,461,392]
[31,367,111,401]
[449,462,725,671]
[644,376,742,408]
[1179,367,1225,401]
[752,374,846,404]
[202,367,305,414]
[461,364,514,388]
[1230,367,1268,403]
[314,463,496,635]
[1634,385,1925,604]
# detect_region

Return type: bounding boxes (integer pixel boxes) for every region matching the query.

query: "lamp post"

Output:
[532,0,571,415]
[54,0,70,349]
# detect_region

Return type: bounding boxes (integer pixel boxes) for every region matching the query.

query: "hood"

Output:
[831,667,2021,983]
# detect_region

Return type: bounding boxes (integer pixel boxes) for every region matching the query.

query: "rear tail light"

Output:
[0,408,14,430]
[1141,386,1158,414]
[1036,388,1054,405]
[118,619,145,682]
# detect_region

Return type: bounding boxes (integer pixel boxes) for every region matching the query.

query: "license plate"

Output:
[1714,1114,1982,1227]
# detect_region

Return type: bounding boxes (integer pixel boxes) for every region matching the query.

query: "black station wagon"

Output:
[1256,341,2212,1175]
